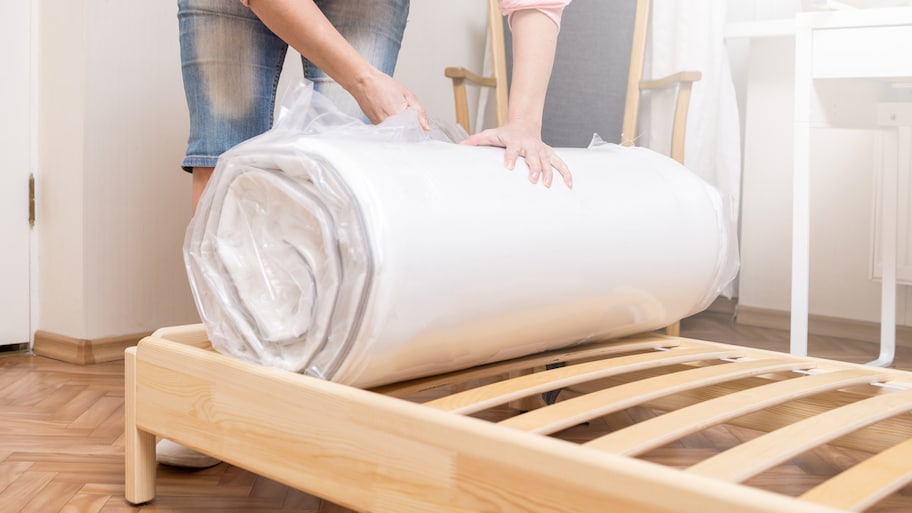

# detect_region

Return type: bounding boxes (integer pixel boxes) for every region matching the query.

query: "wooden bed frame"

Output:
[125,325,912,512]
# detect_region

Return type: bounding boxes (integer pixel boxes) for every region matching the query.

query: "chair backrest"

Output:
[454,0,670,150]
[529,0,640,147]
[533,0,696,165]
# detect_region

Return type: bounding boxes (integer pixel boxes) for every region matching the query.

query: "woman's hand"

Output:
[461,9,570,189]
[349,69,430,130]
[246,0,428,130]
[462,119,572,189]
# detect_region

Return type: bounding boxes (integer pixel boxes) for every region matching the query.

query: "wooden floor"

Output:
[2,311,912,512]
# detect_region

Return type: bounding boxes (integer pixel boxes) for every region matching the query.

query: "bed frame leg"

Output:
[124,347,157,505]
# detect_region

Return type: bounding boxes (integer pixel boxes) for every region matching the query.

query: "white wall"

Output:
[38,0,89,338]
[38,0,197,339]
[35,0,490,341]
[396,0,489,127]
[730,1,912,327]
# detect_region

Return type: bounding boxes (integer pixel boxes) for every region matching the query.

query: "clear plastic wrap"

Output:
[185,80,739,388]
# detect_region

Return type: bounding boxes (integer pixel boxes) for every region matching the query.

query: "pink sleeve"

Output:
[239,0,248,5]
[498,0,571,28]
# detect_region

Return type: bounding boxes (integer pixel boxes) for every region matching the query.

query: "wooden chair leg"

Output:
[125,347,157,505]
[665,321,681,337]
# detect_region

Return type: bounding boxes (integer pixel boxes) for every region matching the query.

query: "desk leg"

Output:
[791,27,813,357]
[791,122,811,357]
[869,127,903,367]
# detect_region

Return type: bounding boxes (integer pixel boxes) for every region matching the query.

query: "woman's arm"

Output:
[462,8,571,189]
[244,0,428,129]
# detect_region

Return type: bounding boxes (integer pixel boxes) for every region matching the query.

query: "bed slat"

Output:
[800,435,912,511]
[585,368,888,457]
[498,358,809,434]
[424,345,742,414]
[686,385,912,483]
[372,336,680,397]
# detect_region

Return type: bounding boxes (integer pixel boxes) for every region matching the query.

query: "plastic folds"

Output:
[185,81,738,388]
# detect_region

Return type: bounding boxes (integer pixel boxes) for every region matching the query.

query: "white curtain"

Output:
[642,0,742,296]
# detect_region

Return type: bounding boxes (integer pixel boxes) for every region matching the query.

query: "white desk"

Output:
[791,8,912,365]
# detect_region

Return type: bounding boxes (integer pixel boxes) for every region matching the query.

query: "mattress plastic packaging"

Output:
[185,81,739,388]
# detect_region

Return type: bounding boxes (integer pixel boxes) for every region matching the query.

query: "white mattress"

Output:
[185,84,737,388]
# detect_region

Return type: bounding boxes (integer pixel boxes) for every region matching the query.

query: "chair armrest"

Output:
[631,70,702,164]
[639,70,702,91]
[444,67,498,88]
[663,71,702,164]
[444,67,500,133]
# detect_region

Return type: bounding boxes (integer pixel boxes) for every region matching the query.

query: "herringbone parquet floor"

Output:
[2,311,912,512]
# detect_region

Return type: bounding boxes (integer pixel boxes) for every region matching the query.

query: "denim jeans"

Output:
[177,0,409,171]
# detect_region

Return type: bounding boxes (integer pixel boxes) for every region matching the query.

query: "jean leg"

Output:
[305,0,410,120]
[178,0,288,170]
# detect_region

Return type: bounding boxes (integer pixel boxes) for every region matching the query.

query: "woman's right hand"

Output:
[350,69,430,130]
[246,0,428,130]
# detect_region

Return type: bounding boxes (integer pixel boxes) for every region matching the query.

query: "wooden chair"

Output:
[444,0,701,336]
[445,0,700,156]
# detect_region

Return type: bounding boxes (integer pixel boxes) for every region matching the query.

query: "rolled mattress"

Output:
[186,102,736,389]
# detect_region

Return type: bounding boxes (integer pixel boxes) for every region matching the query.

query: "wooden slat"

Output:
[569,336,912,456]
[425,345,744,414]
[585,368,887,456]
[499,358,810,434]
[800,435,912,511]
[686,386,912,483]
[582,369,912,455]
[373,335,682,398]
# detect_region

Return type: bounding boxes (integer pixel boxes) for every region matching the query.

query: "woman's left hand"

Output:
[462,120,572,189]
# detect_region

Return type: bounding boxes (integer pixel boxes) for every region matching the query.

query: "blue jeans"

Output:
[177,0,409,171]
